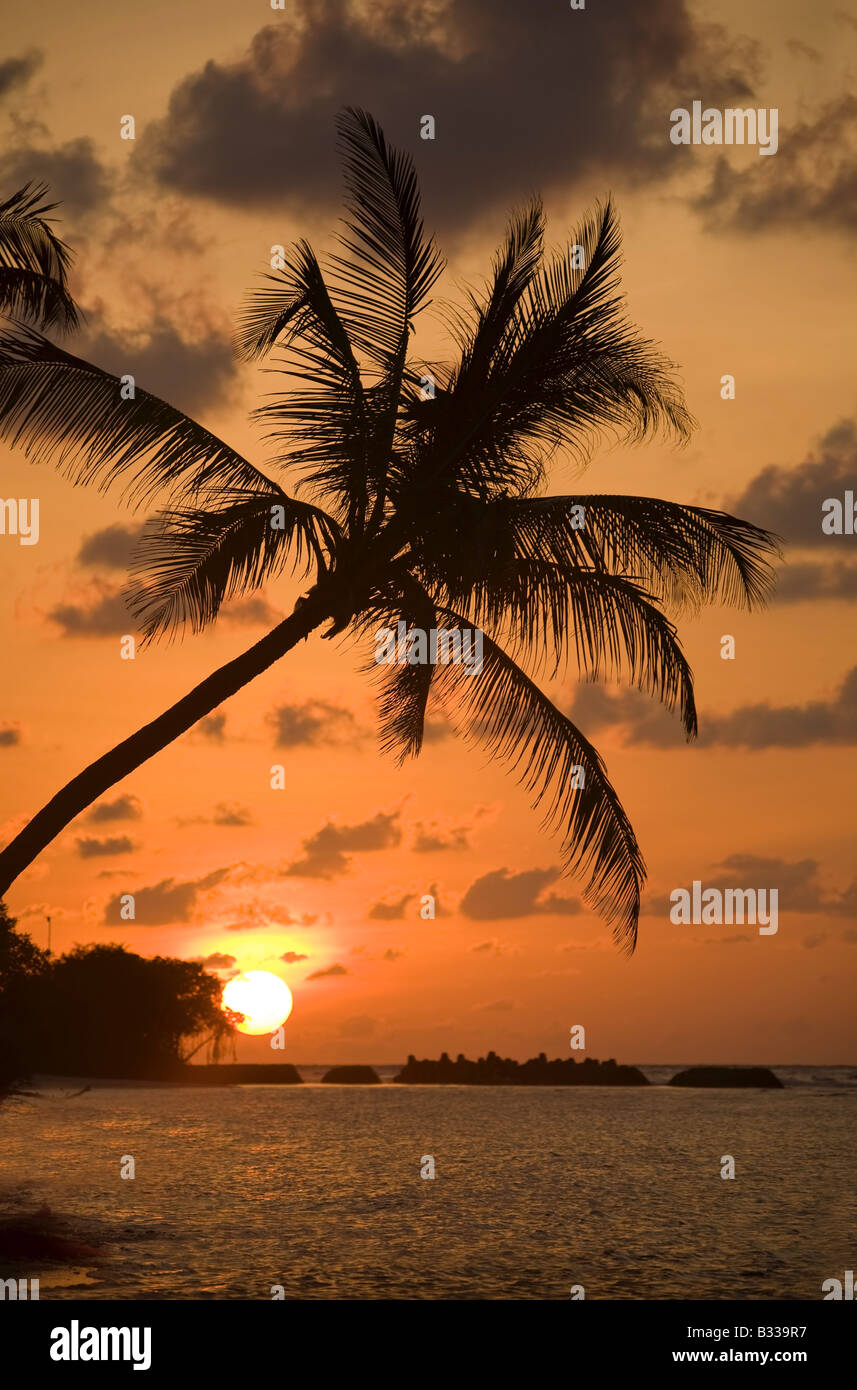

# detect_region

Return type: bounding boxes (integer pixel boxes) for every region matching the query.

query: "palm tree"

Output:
[0,110,779,949]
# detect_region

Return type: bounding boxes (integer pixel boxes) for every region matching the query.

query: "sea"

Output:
[0,1065,854,1300]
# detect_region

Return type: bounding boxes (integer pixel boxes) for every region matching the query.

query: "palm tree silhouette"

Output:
[0,111,779,948]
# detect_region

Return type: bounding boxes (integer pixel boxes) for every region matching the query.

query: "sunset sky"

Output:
[2,0,856,1065]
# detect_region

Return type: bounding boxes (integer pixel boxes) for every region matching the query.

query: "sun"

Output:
[222,971,294,1036]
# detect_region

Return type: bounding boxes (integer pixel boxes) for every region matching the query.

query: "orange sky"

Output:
[1,0,856,1063]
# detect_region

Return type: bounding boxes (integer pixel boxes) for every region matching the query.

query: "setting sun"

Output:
[222,971,294,1036]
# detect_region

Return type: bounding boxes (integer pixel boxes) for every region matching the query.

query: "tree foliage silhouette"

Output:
[0,904,231,1083]
[0,110,779,948]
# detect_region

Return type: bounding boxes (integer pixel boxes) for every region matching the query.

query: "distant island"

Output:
[321,1065,381,1084]
[668,1066,783,1089]
[393,1052,649,1086]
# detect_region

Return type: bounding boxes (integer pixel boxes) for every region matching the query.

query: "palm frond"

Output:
[432,609,646,950]
[0,183,79,331]
[354,572,439,761]
[244,243,372,529]
[328,107,444,370]
[436,560,697,734]
[0,323,278,508]
[401,199,693,502]
[507,494,782,611]
[125,489,340,643]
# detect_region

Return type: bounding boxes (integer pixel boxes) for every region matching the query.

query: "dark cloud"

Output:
[0,724,21,747]
[281,950,308,963]
[284,809,401,878]
[726,419,857,549]
[411,820,470,853]
[785,38,821,63]
[568,681,684,748]
[77,525,145,570]
[368,892,414,921]
[269,699,358,748]
[574,666,857,750]
[0,138,109,219]
[75,835,135,858]
[460,866,581,919]
[421,714,454,743]
[472,939,502,955]
[138,0,754,231]
[0,51,42,98]
[694,96,857,233]
[477,997,515,1012]
[306,962,349,980]
[104,867,229,925]
[87,796,143,824]
[200,952,237,969]
[198,712,227,742]
[48,590,134,637]
[644,855,857,919]
[382,948,404,961]
[77,322,238,416]
[773,561,857,602]
[212,802,254,827]
[220,596,279,626]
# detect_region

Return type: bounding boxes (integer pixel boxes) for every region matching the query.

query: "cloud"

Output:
[568,681,683,748]
[48,588,134,637]
[471,939,503,955]
[570,664,857,750]
[306,962,349,980]
[281,951,309,963]
[460,866,581,919]
[0,724,21,747]
[76,320,239,416]
[284,808,402,878]
[694,96,857,234]
[198,712,227,742]
[220,596,279,626]
[382,948,404,961]
[644,855,857,919]
[138,0,754,231]
[75,835,135,859]
[368,892,414,921]
[103,867,230,925]
[477,997,515,1012]
[785,38,821,63]
[269,699,358,748]
[411,820,470,853]
[422,715,454,743]
[0,51,42,99]
[200,952,237,970]
[87,795,143,823]
[0,137,109,218]
[773,561,857,603]
[726,419,857,549]
[76,525,145,570]
[212,802,254,827]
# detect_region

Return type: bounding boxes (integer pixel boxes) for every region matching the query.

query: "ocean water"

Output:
[0,1068,854,1300]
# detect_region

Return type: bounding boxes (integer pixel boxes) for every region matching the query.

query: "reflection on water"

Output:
[1,1075,853,1300]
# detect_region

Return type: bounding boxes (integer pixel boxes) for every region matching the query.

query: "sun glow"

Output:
[222,971,293,1036]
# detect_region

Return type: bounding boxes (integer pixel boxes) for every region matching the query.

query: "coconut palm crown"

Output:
[0,110,780,949]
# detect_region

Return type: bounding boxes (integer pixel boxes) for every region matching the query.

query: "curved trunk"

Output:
[0,598,329,899]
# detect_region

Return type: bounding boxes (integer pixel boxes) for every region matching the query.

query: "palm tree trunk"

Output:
[0,597,330,899]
